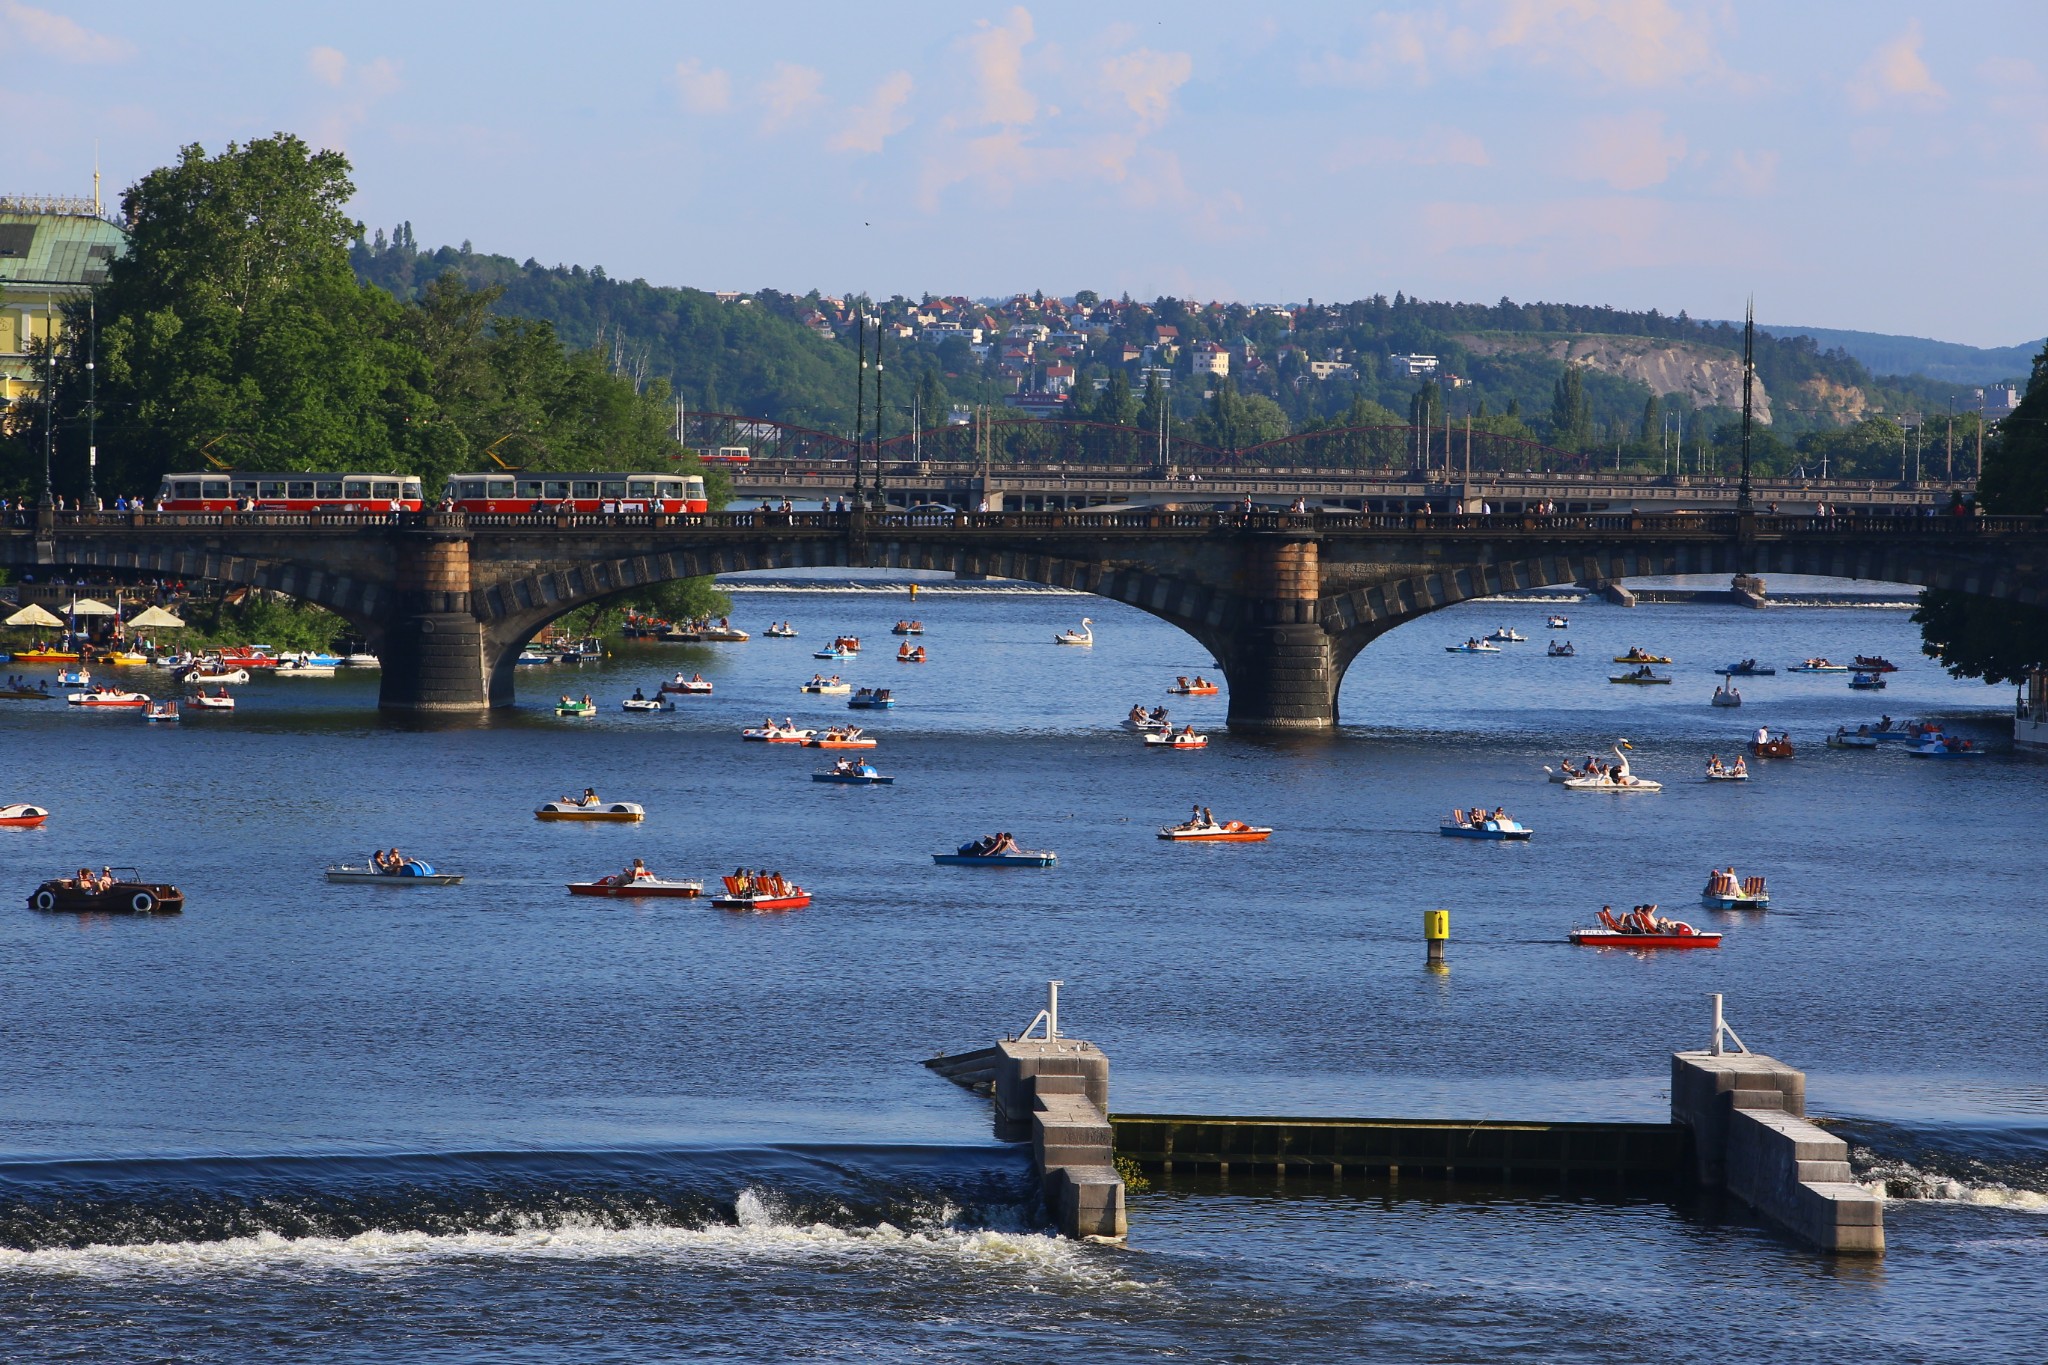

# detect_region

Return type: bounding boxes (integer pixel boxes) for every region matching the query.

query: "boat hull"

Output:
[932,852,1058,866]
[1439,825,1532,840]
[712,893,811,911]
[1608,676,1672,685]
[535,803,646,822]
[0,804,50,827]
[806,738,877,749]
[567,880,702,897]
[1570,929,1720,948]
[812,773,893,784]
[1701,894,1768,910]
[1158,826,1271,842]
[326,867,464,885]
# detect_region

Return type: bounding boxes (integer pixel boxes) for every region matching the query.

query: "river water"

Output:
[0,576,2041,1362]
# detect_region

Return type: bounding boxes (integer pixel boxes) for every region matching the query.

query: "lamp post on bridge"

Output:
[1737,300,1755,513]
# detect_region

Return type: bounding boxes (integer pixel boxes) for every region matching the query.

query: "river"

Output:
[0,576,2040,1361]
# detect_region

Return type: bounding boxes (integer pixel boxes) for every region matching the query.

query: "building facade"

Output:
[0,192,126,429]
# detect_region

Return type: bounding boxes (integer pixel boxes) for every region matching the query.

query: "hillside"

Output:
[1759,325,2038,387]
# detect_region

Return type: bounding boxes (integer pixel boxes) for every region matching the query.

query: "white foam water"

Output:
[0,1186,1129,1287]
[1853,1153,2048,1213]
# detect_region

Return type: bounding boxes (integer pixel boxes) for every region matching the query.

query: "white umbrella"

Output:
[62,597,119,617]
[5,603,65,629]
[127,605,186,629]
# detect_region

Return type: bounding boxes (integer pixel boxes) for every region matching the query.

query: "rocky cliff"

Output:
[1456,333,1773,424]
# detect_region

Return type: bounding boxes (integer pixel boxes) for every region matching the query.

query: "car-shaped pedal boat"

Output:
[326,859,464,885]
[804,730,877,749]
[535,799,646,822]
[566,869,703,898]
[0,802,51,827]
[1157,820,1270,842]
[800,680,851,694]
[29,871,183,914]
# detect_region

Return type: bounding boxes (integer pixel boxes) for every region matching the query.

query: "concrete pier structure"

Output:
[1671,1049,1883,1253]
[991,1038,1126,1241]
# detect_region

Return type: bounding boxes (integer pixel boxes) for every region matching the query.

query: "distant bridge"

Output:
[7,507,2037,730]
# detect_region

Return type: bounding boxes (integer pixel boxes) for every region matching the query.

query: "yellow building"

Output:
[0,192,127,429]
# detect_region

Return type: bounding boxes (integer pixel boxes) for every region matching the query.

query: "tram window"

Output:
[517,480,545,499]
[259,481,288,499]
[544,481,571,500]
[601,480,627,497]
[172,481,199,499]
[573,481,599,499]
[285,482,312,499]
[403,480,423,500]
[371,481,401,500]
[316,480,342,498]
[231,481,257,498]
[203,480,230,499]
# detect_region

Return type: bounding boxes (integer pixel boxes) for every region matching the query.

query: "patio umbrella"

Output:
[62,598,118,616]
[5,603,65,629]
[127,605,186,629]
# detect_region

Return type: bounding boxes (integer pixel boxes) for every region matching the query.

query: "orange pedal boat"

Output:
[1158,819,1270,842]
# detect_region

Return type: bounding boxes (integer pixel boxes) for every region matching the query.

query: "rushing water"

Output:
[0,575,2042,1362]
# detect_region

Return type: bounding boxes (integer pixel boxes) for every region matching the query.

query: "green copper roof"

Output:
[0,198,127,291]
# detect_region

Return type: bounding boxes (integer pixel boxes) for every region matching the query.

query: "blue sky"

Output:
[3,1,2043,345]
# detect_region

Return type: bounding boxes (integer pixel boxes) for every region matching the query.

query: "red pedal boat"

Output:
[1158,819,1270,842]
[711,871,810,911]
[1570,904,1721,949]
[0,802,50,828]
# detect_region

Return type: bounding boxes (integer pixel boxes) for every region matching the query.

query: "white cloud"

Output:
[1570,110,1687,190]
[672,58,731,115]
[308,46,348,88]
[1099,48,1192,133]
[960,7,1038,126]
[0,1,132,63]
[830,71,914,154]
[1850,21,1946,111]
[759,62,825,133]
[1310,0,1727,90]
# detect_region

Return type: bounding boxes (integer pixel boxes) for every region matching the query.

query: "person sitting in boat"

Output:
[575,788,599,807]
[631,687,647,701]
[1180,723,1197,738]
[1731,755,1748,776]
[1707,755,1725,776]
[691,673,705,684]
[1176,676,1190,690]
[1877,715,1894,731]
[629,857,651,881]
[1151,706,1169,722]
[560,695,573,706]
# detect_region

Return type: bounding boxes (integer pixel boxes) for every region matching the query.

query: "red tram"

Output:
[155,472,426,513]
[445,472,708,515]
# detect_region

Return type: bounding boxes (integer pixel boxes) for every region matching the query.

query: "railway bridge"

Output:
[6,506,2041,729]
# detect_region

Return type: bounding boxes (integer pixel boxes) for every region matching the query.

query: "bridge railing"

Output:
[15,509,2044,538]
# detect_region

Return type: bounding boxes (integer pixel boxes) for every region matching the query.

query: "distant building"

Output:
[1978,385,2020,419]
[1043,364,1076,394]
[1384,352,1439,378]
[1307,360,1355,380]
[0,191,126,426]
[1191,340,1230,377]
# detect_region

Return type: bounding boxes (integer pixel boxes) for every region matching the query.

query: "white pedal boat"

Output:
[621,696,676,712]
[1144,731,1208,749]
[535,799,646,822]
[742,725,816,743]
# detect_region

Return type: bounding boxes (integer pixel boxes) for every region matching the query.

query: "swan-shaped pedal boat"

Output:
[1710,684,1742,707]
[535,798,646,822]
[327,859,463,886]
[1055,618,1094,646]
[0,802,50,827]
[1553,742,1662,791]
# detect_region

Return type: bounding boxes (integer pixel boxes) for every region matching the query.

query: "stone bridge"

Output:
[6,507,2042,729]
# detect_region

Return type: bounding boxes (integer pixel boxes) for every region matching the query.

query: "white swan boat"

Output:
[1055,618,1094,646]
[1557,741,1662,791]
[1711,683,1742,707]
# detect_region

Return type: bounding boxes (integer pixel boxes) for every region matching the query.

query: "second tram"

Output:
[444,472,708,515]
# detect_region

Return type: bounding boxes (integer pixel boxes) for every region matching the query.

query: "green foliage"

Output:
[1112,1153,1152,1194]
[1550,365,1591,447]
[181,594,349,652]
[1914,342,2048,683]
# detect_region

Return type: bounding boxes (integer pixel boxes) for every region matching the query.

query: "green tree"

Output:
[1550,364,1591,447]
[1640,393,1661,442]
[1915,340,2048,682]
[1098,369,1138,427]
[82,133,433,490]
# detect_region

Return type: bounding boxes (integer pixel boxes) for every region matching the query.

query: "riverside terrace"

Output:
[6,506,2043,727]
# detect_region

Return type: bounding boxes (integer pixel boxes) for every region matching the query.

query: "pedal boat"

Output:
[697,627,750,642]
[1825,727,1880,749]
[28,873,183,915]
[621,696,675,712]
[742,724,816,743]
[1439,815,1532,840]
[805,729,877,749]
[813,761,893,784]
[104,651,150,667]
[1158,820,1270,842]
[1710,685,1742,707]
[895,647,927,663]
[891,622,924,635]
[764,624,799,638]
[1167,680,1220,696]
[1853,655,1899,673]
[933,838,1057,866]
[326,860,463,885]
[813,647,853,661]
[567,869,702,897]
[1547,641,1575,657]
[1613,650,1672,665]
[1703,764,1749,781]
[274,658,337,677]
[0,687,56,700]
[1848,672,1887,691]
[188,691,236,710]
[1547,615,1570,629]
[535,799,646,822]
[847,689,895,709]
[1788,659,1849,673]
[1445,641,1500,653]
[1485,627,1527,643]
[1559,745,1662,791]
[800,680,851,694]
[1715,662,1776,676]
[57,668,91,688]
[13,646,80,664]
[1749,736,1795,759]
[555,700,598,716]
[1907,736,1986,758]
[1055,618,1094,646]
[183,669,251,686]
[0,802,50,827]
[1121,714,1171,732]
[1609,669,1672,685]
[1144,730,1209,749]
[1571,905,1718,948]
[1701,869,1769,910]
[67,688,149,708]
[660,676,714,694]
[144,700,180,723]
[712,873,810,910]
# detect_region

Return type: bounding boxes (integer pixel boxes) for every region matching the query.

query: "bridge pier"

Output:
[377,523,492,713]
[1220,537,1340,731]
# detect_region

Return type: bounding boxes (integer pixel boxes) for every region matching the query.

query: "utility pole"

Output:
[86,293,98,508]
[872,319,887,510]
[1737,300,1755,511]
[40,298,56,505]
[852,311,867,506]
[1946,415,1953,484]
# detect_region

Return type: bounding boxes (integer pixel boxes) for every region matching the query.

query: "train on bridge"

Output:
[156,471,710,516]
